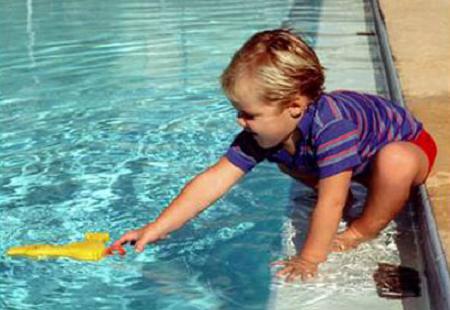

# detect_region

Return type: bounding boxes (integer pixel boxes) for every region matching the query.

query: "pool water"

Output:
[0,0,428,309]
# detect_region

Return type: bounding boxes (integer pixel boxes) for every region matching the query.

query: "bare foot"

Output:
[332,226,375,252]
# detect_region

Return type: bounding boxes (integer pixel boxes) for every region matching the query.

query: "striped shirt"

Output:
[225,90,423,178]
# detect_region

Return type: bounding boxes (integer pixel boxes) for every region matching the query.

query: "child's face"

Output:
[230,76,303,149]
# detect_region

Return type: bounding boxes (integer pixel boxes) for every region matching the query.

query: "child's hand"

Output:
[112,223,165,253]
[272,255,319,282]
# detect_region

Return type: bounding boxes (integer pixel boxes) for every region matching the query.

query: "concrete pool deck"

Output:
[379,0,450,269]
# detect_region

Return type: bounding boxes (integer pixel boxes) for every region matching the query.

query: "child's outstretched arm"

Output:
[275,170,352,281]
[113,157,245,252]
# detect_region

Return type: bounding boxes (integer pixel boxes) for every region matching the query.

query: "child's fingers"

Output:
[134,244,144,253]
[287,268,316,282]
[113,232,138,247]
[275,263,317,282]
[134,229,165,252]
[300,272,315,282]
[134,234,154,252]
[134,240,148,253]
[276,266,293,278]
[271,260,287,267]
[286,271,302,282]
[116,236,134,246]
[111,238,126,248]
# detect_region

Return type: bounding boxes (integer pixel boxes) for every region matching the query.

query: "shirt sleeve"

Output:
[315,119,361,178]
[224,131,268,173]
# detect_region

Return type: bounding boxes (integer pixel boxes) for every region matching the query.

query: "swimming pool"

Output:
[0,0,431,309]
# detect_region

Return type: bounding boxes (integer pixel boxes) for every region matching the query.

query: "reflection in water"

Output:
[26,0,39,84]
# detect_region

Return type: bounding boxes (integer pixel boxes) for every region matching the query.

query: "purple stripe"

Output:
[340,93,367,137]
[372,103,385,141]
[326,96,343,119]
[314,112,324,127]
[317,131,359,156]
[317,145,359,166]
[385,107,394,140]
[319,155,362,178]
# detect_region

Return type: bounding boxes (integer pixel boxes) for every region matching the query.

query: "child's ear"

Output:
[288,96,308,118]
[288,105,304,118]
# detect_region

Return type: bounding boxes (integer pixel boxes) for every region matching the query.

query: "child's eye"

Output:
[237,111,255,120]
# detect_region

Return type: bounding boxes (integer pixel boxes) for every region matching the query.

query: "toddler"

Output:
[113,29,437,281]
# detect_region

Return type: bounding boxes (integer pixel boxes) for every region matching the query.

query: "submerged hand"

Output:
[272,256,319,282]
[112,223,165,253]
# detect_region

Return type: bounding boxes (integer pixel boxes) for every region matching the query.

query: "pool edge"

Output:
[370,0,450,309]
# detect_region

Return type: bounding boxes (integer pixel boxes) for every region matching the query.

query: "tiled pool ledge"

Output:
[378,0,450,269]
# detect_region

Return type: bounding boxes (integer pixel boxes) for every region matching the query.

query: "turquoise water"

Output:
[0,0,426,309]
[1,1,292,309]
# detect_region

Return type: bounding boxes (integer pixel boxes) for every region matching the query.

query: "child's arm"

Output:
[113,156,245,252]
[301,170,352,260]
[275,170,352,281]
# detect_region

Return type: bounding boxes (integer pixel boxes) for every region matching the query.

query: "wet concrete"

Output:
[379,0,450,268]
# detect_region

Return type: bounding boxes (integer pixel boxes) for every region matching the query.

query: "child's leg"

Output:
[333,141,430,251]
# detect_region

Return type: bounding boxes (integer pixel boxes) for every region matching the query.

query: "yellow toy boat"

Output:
[6,232,126,261]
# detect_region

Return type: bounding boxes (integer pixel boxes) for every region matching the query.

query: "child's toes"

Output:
[331,231,362,252]
[331,240,346,252]
[331,237,351,252]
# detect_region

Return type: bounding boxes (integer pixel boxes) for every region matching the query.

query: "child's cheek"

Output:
[247,121,257,131]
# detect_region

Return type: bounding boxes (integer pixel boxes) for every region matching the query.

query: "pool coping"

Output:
[377,0,450,267]
[371,0,450,309]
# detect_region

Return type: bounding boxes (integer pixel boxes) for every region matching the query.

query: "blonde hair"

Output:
[221,29,325,107]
